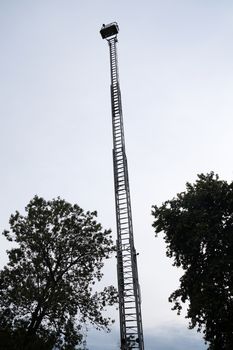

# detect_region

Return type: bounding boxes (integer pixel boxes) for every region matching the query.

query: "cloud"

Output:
[86,323,208,350]
[145,325,207,350]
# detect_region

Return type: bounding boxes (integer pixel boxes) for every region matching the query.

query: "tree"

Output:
[0,196,117,350]
[152,173,233,350]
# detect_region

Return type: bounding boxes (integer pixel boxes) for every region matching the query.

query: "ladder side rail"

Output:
[109,38,128,348]
[108,36,144,350]
[123,154,144,349]
[114,153,127,346]
[111,39,144,348]
[111,42,142,350]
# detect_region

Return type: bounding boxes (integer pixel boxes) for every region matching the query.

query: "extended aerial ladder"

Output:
[100,23,144,350]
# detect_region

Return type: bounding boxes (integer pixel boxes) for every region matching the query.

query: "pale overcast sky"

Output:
[1,1,233,349]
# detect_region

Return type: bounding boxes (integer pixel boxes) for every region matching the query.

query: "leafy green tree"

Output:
[152,173,233,350]
[0,196,117,350]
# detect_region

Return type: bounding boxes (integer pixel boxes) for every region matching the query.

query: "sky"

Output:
[1,0,233,349]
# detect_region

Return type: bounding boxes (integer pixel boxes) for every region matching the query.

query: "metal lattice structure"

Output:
[100,23,144,350]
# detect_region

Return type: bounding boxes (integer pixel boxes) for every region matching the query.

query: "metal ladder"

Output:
[108,36,144,350]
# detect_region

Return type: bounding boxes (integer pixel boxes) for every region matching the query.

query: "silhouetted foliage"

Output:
[0,196,117,350]
[152,173,233,350]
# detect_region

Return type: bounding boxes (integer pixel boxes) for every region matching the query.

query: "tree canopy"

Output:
[0,196,117,350]
[152,173,233,350]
